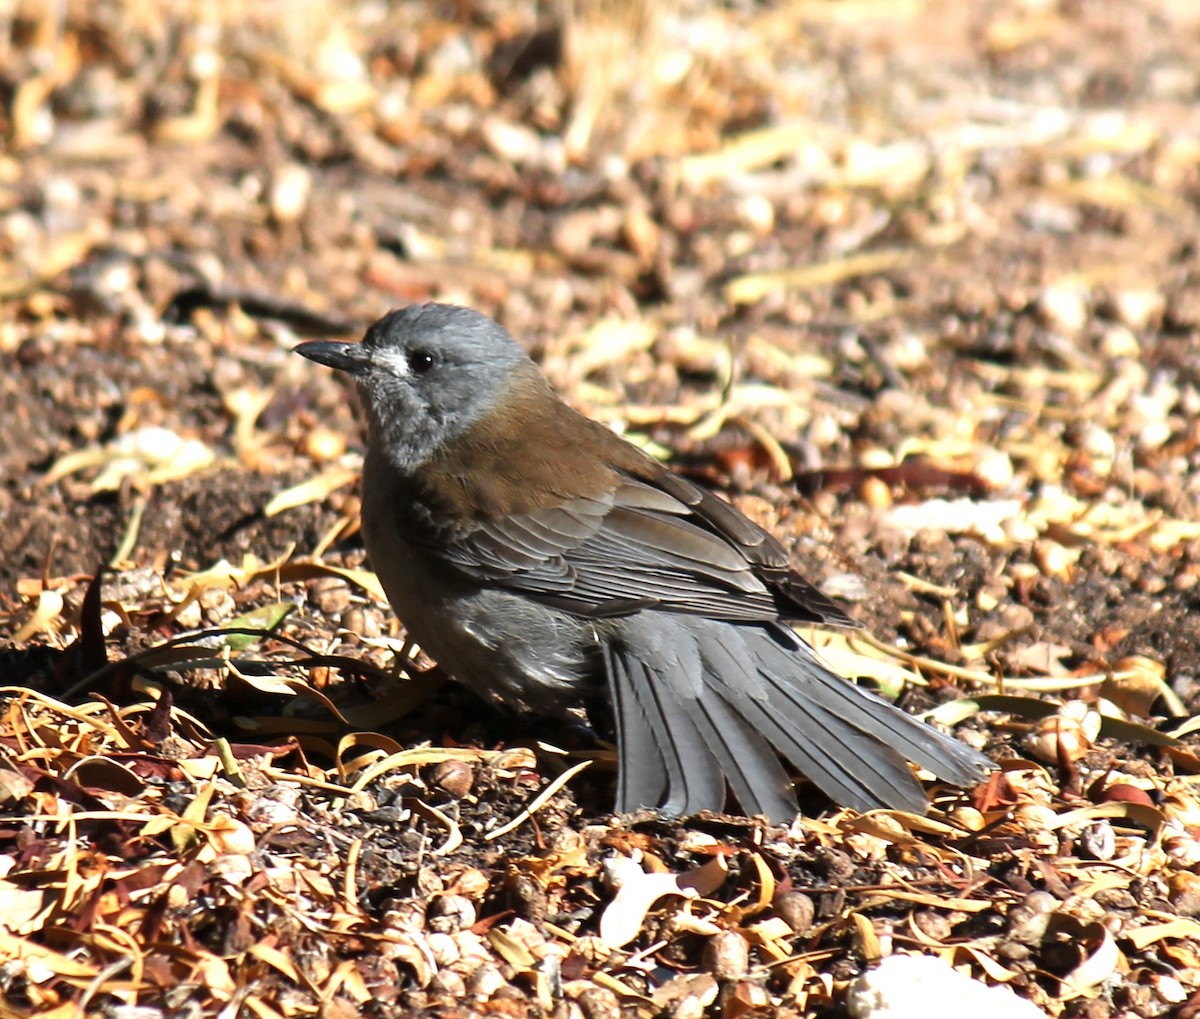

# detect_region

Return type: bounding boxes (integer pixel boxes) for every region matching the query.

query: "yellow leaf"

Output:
[264,466,359,517]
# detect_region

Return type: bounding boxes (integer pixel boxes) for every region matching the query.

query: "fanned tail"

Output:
[602,614,992,822]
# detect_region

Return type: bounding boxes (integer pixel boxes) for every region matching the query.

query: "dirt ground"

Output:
[3,1,1200,1017]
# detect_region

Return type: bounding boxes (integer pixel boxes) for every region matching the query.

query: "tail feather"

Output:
[604,644,725,815]
[676,684,797,820]
[603,643,670,810]
[761,624,991,787]
[738,686,929,813]
[602,614,992,822]
[691,632,924,813]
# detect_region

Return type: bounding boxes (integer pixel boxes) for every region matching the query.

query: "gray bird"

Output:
[296,304,992,822]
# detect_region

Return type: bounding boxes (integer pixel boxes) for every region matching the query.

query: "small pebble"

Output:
[702,930,749,981]
[975,448,1015,490]
[736,194,775,234]
[269,162,311,222]
[304,425,346,461]
[1038,281,1089,333]
[1112,287,1164,330]
[1079,820,1116,861]
[1099,324,1140,358]
[773,891,815,934]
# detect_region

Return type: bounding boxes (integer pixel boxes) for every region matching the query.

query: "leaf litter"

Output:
[4,0,1200,1016]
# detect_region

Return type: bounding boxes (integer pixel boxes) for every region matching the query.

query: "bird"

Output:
[295,304,993,822]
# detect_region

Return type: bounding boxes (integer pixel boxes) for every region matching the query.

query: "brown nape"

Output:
[417,366,651,516]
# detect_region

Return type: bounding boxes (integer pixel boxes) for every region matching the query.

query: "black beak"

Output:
[294,341,372,375]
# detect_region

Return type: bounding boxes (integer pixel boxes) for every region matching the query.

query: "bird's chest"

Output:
[359,468,598,712]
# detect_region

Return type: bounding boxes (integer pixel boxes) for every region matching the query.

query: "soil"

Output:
[3,1,1200,1017]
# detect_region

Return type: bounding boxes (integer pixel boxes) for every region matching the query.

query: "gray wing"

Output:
[429,472,846,624]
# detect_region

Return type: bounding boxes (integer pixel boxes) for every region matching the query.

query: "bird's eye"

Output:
[406,349,436,375]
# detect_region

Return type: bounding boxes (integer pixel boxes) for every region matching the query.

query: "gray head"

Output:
[295,304,535,470]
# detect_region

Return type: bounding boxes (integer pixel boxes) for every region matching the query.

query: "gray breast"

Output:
[359,457,599,713]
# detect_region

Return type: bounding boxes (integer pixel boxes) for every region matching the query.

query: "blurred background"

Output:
[4,4,1200,1017]
[4,0,1200,637]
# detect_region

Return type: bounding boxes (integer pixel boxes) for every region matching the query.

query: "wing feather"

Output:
[427,475,788,620]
